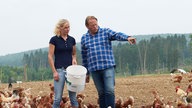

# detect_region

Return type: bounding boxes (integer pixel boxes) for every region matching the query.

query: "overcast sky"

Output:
[0,0,191,56]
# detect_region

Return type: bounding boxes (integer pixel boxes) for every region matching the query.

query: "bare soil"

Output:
[0,74,190,107]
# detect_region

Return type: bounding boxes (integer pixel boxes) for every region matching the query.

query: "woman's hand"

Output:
[72,59,77,65]
[53,72,59,81]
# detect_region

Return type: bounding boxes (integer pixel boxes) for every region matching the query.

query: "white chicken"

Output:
[176,86,187,97]
[171,68,187,74]
[175,86,188,103]
[0,90,20,103]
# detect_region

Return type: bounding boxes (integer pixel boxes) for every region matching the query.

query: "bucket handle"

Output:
[72,75,82,79]
[65,75,72,85]
[66,79,71,85]
[66,74,82,79]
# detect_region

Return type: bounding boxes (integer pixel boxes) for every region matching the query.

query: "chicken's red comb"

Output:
[175,86,180,92]
[175,86,180,89]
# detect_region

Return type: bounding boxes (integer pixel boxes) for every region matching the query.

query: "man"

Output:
[81,16,136,108]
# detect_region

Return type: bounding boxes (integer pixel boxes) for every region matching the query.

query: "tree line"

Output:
[0,34,192,83]
[113,34,191,76]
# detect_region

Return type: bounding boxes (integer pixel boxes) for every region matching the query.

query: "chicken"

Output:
[176,99,192,108]
[176,86,188,104]
[77,97,87,108]
[171,68,187,74]
[141,104,153,108]
[0,89,20,103]
[62,96,70,103]
[164,101,174,108]
[173,75,183,83]
[86,103,98,108]
[49,83,54,92]
[122,96,134,108]
[178,69,188,74]
[115,96,123,108]
[186,92,192,103]
[77,93,86,100]
[189,79,192,82]
[186,84,192,94]
[150,89,164,108]
[187,103,192,107]
[0,93,14,102]
[151,89,159,99]
[176,86,187,98]
[188,72,192,79]
[177,101,187,108]
[153,98,164,108]
[43,102,52,108]
[170,71,183,83]
[8,83,12,90]
[170,69,178,73]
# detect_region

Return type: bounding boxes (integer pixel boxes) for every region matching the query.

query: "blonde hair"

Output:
[54,19,69,36]
[85,16,97,26]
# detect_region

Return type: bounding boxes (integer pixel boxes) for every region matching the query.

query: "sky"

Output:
[0,0,192,56]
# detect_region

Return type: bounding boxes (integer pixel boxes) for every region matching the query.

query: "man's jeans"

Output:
[91,67,115,108]
[52,68,78,108]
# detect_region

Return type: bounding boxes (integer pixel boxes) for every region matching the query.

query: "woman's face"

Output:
[86,19,98,35]
[60,22,70,35]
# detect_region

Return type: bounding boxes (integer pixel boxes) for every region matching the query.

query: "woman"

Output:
[48,19,78,108]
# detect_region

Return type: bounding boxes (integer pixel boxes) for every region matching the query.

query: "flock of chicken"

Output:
[1,68,192,108]
[169,68,192,107]
[0,83,134,108]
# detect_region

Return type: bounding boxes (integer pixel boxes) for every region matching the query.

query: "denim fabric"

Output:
[91,67,115,108]
[52,69,78,108]
[68,90,78,107]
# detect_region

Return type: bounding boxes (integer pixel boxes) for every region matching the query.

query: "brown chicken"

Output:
[77,93,86,100]
[153,98,164,108]
[173,75,183,83]
[115,97,123,108]
[49,83,54,92]
[122,96,134,108]
[186,84,192,94]
[150,89,164,108]
[86,103,98,108]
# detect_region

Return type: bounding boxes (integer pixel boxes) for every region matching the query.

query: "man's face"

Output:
[86,19,98,35]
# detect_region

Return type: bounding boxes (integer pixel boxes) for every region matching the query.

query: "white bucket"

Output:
[66,65,87,92]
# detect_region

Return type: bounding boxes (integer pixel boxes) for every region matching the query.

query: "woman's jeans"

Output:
[91,67,115,108]
[52,68,78,108]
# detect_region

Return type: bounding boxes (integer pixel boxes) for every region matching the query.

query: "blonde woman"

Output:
[48,19,78,108]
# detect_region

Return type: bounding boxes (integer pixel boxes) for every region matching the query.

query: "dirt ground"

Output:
[0,74,191,107]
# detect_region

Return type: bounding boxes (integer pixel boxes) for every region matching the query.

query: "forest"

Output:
[0,34,192,83]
